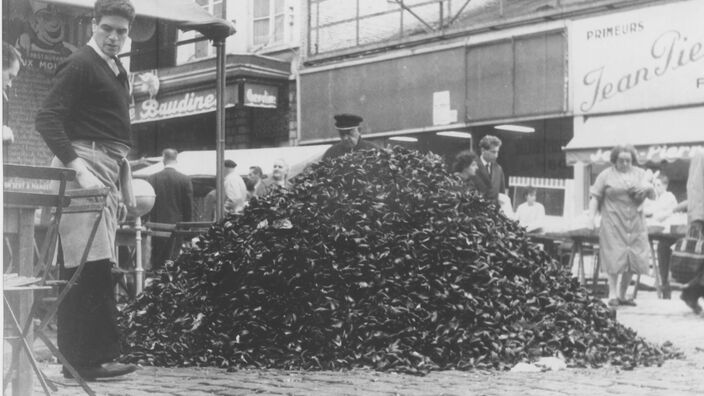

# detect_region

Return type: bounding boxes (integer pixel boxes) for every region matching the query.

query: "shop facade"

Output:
[298,0,700,220]
[564,0,704,213]
[129,54,292,157]
[2,0,295,166]
[299,18,574,216]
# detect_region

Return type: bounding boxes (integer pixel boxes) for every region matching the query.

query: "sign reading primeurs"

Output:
[570,0,704,115]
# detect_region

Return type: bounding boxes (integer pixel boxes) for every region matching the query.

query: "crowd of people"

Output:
[200,157,294,221]
[449,140,704,314]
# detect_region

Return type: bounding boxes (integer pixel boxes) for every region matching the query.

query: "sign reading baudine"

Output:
[570,0,704,115]
[130,87,236,124]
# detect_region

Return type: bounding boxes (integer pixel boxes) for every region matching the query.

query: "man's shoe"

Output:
[63,362,137,380]
[618,298,637,306]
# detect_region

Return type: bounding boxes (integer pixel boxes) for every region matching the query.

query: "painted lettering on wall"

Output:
[580,30,704,113]
[586,22,644,40]
[589,144,704,164]
[244,84,278,108]
[131,92,216,122]
[571,1,704,114]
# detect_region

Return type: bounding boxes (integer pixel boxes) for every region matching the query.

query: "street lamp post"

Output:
[214,38,226,221]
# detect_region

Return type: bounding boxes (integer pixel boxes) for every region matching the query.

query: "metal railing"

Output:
[306,0,651,57]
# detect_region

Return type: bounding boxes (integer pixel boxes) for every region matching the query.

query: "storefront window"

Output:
[253,0,286,47]
[177,0,223,63]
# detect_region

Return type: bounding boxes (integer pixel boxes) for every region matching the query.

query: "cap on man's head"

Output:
[334,114,363,131]
[224,159,237,169]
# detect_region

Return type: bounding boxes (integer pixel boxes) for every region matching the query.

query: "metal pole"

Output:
[134,216,144,295]
[215,38,226,221]
[307,0,312,56]
[356,0,360,46]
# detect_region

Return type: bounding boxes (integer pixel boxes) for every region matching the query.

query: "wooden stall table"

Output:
[528,229,600,288]
[561,227,684,299]
[526,231,569,263]
[566,230,603,292]
[648,227,685,299]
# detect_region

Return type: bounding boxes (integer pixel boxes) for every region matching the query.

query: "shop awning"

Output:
[133,145,332,180]
[564,107,704,165]
[47,0,235,40]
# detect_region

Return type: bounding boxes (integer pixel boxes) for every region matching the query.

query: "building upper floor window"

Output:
[199,0,224,16]
[253,0,286,47]
[194,0,224,58]
[176,0,224,63]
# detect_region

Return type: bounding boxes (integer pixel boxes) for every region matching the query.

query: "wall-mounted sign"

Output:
[570,0,704,115]
[130,85,237,124]
[585,144,704,164]
[244,83,278,108]
[15,3,78,75]
[432,90,457,126]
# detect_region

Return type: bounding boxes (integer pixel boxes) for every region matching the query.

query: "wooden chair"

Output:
[3,163,107,396]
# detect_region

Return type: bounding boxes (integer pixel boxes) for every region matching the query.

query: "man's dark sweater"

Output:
[36,46,131,164]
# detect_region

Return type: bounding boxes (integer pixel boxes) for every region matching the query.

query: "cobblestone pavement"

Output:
[24,290,704,395]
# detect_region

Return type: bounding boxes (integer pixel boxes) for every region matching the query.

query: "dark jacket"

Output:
[322,138,382,160]
[473,160,506,202]
[147,167,194,224]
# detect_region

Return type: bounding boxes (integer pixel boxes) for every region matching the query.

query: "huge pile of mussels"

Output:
[119,146,681,373]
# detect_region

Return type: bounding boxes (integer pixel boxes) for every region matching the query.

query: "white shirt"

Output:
[644,191,678,222]
[224,172,248,214]
[480,156,492,174]
[87,38,120,76]
[516,201,546,231]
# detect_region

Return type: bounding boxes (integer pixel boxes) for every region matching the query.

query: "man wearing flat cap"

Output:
[322,113,382,160]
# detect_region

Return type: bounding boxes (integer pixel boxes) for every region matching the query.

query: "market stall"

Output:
[133,145,331,180]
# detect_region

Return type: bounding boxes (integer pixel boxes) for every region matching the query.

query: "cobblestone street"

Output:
[28,290,704,396]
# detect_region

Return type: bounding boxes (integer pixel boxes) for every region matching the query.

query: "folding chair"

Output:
[3,164,74,395]
[3,163,108,396]
[3,276,54,395]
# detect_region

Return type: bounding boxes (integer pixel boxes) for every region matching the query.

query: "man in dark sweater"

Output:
[322,113,382,160]
[35,0,137,380]
[147,148,194,269]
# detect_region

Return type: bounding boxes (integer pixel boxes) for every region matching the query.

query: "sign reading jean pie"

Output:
[570,0,704,115]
